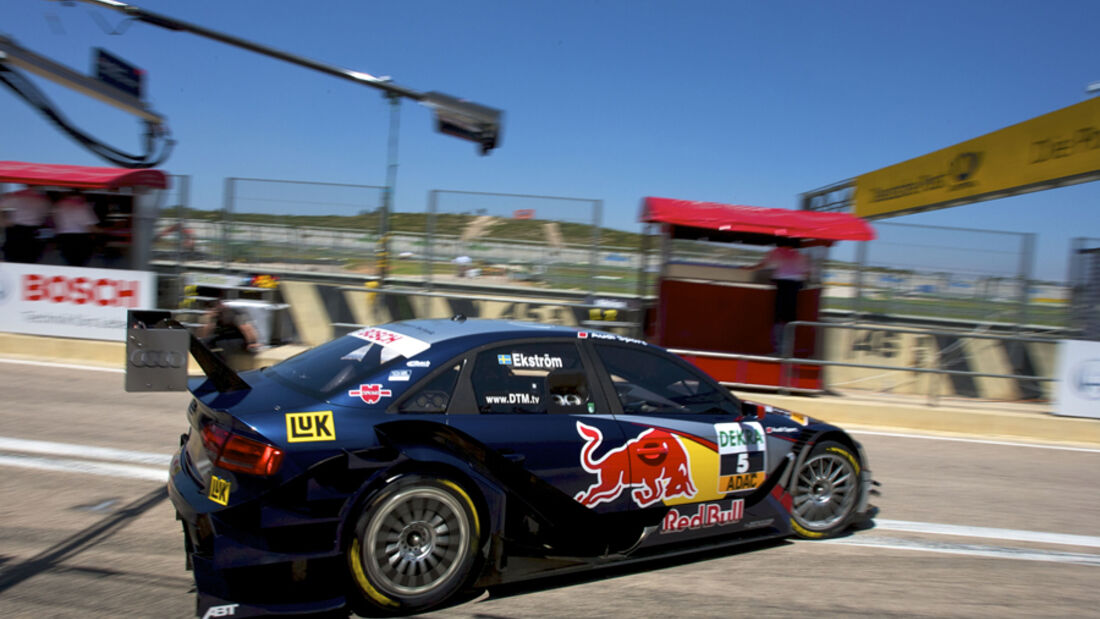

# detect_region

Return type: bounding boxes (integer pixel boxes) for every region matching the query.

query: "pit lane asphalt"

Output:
[1,359,1098,618]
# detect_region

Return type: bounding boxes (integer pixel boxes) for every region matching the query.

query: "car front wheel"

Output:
[790,440,862,539]
[347,475,480,614]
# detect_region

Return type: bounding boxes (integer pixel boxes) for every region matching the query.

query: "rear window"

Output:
[265,331,424,399]
[470,342,586,414]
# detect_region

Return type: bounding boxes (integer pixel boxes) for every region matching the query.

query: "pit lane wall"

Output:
[823,325,1056,401]
[275,280,1057,402]
[0,268,1060,403]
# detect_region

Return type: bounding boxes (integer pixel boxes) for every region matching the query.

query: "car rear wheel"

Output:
[347,475,480,614]
[790,441,861,539]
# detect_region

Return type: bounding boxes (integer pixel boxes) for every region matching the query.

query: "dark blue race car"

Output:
[168,318,875,617]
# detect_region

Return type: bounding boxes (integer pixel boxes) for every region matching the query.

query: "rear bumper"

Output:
[168,448,349,617]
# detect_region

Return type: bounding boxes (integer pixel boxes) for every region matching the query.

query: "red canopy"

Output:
[640,197,874,245]
[0,161,169,190]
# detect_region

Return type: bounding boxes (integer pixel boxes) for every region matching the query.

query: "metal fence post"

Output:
[174,175,190,307]
[221,177,234,266]
[426,190,437,290]
[1016,232,1036,329]
[854,241,868,318]
[589,200,602,295]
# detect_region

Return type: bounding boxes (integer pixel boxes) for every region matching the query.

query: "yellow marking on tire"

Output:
[826,446,860,474]
[790,518,827,539]
[349,538,398,608]
[441,479,481,540]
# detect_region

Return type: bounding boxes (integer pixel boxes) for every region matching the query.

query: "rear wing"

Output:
[125,310,250,393]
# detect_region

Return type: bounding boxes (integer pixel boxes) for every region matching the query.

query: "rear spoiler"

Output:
[125,310,251,393]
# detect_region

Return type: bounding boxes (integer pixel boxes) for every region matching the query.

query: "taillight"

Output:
[201,422,283,476]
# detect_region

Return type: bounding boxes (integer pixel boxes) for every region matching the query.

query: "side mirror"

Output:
[740,400,767,420]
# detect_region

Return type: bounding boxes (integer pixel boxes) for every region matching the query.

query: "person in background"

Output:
[53,189,100,267]
[747,237,811,352]
[1,184,51,263]
[200,299,262,357]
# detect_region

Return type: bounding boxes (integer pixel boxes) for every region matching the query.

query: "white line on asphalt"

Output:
[0,436,173,466]
[0,357,124,373]
[874,519,1100,549]
[849,429,1100,453]
[822,536,1100,567]
[0,453,167,482]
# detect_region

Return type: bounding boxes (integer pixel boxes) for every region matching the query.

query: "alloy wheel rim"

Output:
[363,486,469,596]
[792,451,856,530]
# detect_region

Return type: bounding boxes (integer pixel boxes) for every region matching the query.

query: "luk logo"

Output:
[202,604,240,619]
[348,384,392,405]
[129,349,186,368]
[208,475,230,506]
[285,411,336,442]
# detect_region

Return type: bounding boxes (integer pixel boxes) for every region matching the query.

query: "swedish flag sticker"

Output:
[498,354,512,365]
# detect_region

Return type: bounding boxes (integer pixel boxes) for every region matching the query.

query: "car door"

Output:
[585,340,773,530]
[442,338,634,512]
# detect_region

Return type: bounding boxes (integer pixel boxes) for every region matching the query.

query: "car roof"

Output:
[382,318,583,345]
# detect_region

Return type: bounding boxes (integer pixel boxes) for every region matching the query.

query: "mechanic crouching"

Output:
[199,300,261,362]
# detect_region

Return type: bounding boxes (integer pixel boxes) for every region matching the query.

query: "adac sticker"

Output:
[208,474,231,506]
[715,421,767,493]
[574,421,697,508]
[348,384,392,405]
[286,411,336,442]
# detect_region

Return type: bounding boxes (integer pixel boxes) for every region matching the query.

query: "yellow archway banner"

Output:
[854,97,1100,219]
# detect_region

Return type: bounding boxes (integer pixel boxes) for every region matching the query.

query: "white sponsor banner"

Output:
[0,263,155,341]
[1054,339,1100,419]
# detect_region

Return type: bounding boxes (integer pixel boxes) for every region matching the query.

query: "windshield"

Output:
[265,334,411,399]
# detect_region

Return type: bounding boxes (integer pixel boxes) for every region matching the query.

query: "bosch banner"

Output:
[0,263,155,341]
[853,97,1100,218]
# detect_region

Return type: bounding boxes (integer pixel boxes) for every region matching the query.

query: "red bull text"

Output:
[661,499,744,533]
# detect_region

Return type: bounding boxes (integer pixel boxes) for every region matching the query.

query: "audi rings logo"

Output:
[129,349,186,369]
[1075,359,1100,400]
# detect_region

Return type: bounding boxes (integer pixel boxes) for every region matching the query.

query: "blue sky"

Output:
[2,0,1098,281]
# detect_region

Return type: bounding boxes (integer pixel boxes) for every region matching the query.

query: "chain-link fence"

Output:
[824,222,1059,327]
[422,190,610,293]
[221,178,385,267]
[145,174,1072,331]
[154,177,385,269]
[151,174,191,262]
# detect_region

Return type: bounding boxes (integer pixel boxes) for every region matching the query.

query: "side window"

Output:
[398,364,461,414]
[471,342,587,414]
[595,344,737,415]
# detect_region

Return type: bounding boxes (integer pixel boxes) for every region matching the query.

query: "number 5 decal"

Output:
[736,452,749,474]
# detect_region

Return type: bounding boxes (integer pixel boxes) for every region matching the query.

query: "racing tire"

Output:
[347,475,481,614]
[789,441,862,539]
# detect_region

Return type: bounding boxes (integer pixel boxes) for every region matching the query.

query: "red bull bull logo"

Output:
[574,421,697,508]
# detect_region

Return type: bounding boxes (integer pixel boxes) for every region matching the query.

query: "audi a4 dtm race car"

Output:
[166,317,876,617]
